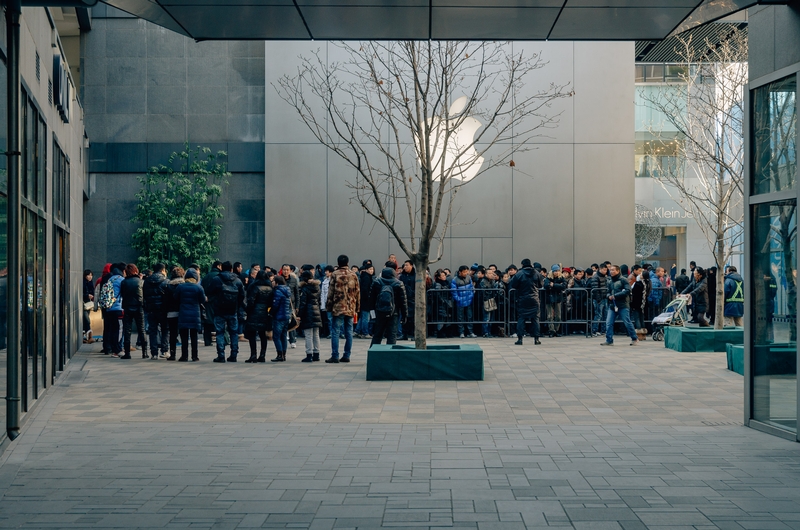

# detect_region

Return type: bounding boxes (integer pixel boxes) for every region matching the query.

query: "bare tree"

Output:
[639,29,747,330]
[276,41,572,349]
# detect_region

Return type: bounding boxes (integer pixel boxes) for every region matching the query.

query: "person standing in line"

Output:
[325,254,361,363]
[369,267,407,345]
[201,261,222,347]
[510,259,542,346]
[298,270,323,362]
[452,266,477,339]
[319,265,334,339]
[271,275,292,362]
[630,269,652,337]
[83,269,94,344]
[479,267,499,338]
[356,261,374,339]
[164,267,185,360]
[723,266,744,327]
[207,261,246,363]
[243,270,273,363]
[601,264,639,346]
[103,264,126,357]
[544,264,567,337]
[120,263,148,359]
[175,268,206,362]
[143,263,169,359]
[682,267,710,327]
[398,260,416,341]
[281,264,300,349]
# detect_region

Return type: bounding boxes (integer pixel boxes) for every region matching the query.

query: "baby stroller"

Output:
[650,295,689,341]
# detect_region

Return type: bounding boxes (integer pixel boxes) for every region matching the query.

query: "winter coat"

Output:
[298,279,323,329]
[175,280,206,330]
[207,271,245,316]
[631,280,648,313]
[245,280,274,332]
[607,274,632,310]
[165,278,185,318]
[543,276,567,304]
[479,277,500,302]
[648,275,663,306]
[201,268,221,322]
[510,266,542,318]
[284,273,300,308]
[83,278,94,304]
[320,277,330,309]
[451,275,475,308]
[398,270,416,315]
[431,279,453,320]
[588,271,610,302]
[120,276,145,312]
[108,273,124,312]
[568,277,588,310]
[142,272,168,314]
[674,273,691,294]
[359,270,375,312]
[272,285,292,323]
[369,271,408,317]
[682,277,708,310]
[724,273,744,317]
[326,266,360,317]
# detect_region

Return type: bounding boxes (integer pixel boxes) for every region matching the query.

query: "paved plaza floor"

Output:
[0,336,799,529]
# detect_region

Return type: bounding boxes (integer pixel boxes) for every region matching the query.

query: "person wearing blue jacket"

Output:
[174,268,206,361]
[106,264,125,357]
[451,265,477,338]
[271,275,293,362]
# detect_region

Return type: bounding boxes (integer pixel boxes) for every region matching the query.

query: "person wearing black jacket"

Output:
[589,264,610,336]
[201,261,222,346]
[510,259,542,346]
[298,271,323,362]
[682,267,710,327]
[120,263,148,358]
[244,271,274,363]
[83,270,94,343]
[356,262,375,338]
[369,267,408,345]
[143,263,169,359]
[398,261,416,340]
[601,264,639,346]
[207,261,246,362]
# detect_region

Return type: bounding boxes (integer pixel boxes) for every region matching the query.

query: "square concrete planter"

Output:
[664,326,743,352]
[366,344,484,381]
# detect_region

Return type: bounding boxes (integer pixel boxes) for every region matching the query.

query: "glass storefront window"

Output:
[753,75,797,195]
[751,200,797,433]
[0,194,7,432]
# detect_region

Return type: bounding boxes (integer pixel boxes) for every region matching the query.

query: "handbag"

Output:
[84,301,94,311]
[288,300,300,331]
[483,297,498,312]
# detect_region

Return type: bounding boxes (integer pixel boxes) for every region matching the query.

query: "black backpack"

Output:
[218,277,239,313]
[375,280,395,314]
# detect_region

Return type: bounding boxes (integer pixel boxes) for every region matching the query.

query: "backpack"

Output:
[375,280,395,314]
[99,280,116,309]
[218,277,239,313]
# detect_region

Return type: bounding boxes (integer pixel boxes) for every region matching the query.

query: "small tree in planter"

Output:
[131,145,229,272]
[276,41,572,349]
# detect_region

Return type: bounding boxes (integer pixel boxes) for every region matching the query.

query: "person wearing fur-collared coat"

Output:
[298,272,323,362]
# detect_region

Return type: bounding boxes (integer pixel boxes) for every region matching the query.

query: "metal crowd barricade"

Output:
[423,284,668,337]
[644,287,675,325]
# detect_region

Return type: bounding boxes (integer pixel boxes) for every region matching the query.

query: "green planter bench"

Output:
[366,344,484,381]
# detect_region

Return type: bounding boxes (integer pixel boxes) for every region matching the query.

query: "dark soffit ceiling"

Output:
[100,0,783,41]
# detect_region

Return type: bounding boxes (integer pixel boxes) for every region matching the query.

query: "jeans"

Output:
[456,305,473,335]
[482,310,492,336]
[358,310,372,335]
[605,304,637,343]
[592,300,607,334]
[179,328,199,360]
[371,312,398,345]
[631,309,644,329]
[83,309,91,334]
[123,309,147,354]
[304,327,321,354]
[104,310,122,353]
[273,320,289,352]
[168,317,179,356]
[146,312,168,356]
[330,315,354,359]
[214,314,239,358]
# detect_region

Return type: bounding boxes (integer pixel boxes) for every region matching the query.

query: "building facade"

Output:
[1,6,88,446]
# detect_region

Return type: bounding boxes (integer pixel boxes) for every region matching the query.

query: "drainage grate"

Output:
[702,421,741,427]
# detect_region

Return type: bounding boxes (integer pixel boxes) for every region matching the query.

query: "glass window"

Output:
[635,64,644,83]
[753,75,797,195]
[751,200,797,433]
[665,64,687,82]
[37,118,46,209]
[0,194,7,432]
[646,64,664,83]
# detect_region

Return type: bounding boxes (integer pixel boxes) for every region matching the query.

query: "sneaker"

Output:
[459,333,465,338]
[159,352,168,358]
[325,357,339,364]
[290,343,296,349]
[111,352,120,358]
[467,333,477,338]
[600,342,613,346]
[119,354,131,359]
[363,334,372,339]
[354,333,363,339]
[630,339,639,346]
[339,357,350,363]
[510,333,517,338]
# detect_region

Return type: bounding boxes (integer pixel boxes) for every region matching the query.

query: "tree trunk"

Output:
[715,243,725,330]
[413,258,428,350]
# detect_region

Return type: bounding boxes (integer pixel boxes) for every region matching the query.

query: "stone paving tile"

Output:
[0,338,798,529]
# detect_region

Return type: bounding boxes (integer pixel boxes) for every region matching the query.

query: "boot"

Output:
[271,351,284,362]
[244,354,258,363]
[257,352,267,363]
[301,354,313,363]
[534,338,542,345]
[514,338,523,345]
[312,352,320,362]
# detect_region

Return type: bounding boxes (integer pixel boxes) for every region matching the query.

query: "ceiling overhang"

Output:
[98,0,787,41]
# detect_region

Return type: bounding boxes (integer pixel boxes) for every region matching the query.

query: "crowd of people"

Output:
[82,253,745,362]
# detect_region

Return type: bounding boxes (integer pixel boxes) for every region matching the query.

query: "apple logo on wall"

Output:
[421,96,485,184]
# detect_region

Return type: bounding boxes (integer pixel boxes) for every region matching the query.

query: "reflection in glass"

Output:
[751,201,796,433]
[753,75,797,195]
[0,195,7,431]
